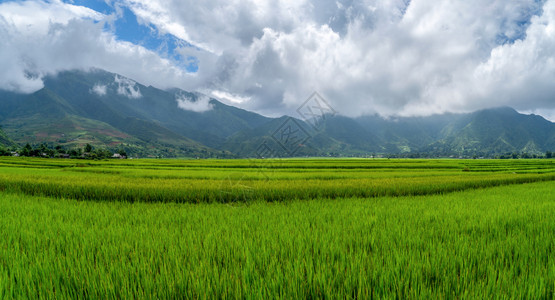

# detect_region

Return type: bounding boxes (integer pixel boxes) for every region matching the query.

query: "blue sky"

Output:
[59,0,198,72]
[0,0,554,120]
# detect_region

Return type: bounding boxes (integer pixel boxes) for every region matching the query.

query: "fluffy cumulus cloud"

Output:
[0,0,197,93]
[1,0,555,120]
[117,0,555,119]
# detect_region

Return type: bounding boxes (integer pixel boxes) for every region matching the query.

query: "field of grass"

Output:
[0,157,553,203]
[0,157,554,298]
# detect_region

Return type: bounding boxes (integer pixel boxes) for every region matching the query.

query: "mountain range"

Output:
[0,69,553,158]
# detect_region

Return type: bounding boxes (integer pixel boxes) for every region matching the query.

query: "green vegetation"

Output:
[0,181,553,298]
[2,70,554,158]
[5,142,124,159]
[0,158,554,298]
[0,70,262,158]
[0,126,14,148]
[0,158,553,203]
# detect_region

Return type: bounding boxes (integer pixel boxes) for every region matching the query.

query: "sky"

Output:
[0,0,554,121]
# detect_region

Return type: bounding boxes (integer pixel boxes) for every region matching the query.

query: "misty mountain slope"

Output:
[0,69,553,157]
[0,77,220,157]
[355,114,459,153]
[0,69,275,157]
[222,116,310,156]
[425,107,555,155]
[319,116,382,148]
[0,87,197,147]
[43,70,272,148]
[354,108,555,155]
[222,115,385,157]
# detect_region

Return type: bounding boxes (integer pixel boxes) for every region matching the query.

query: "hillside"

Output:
[0,70,258,157]
[0,69,553,157]
[0,127,15,148]
[43,70,271,148]
[421,107,555,156]
[225,108,555,157]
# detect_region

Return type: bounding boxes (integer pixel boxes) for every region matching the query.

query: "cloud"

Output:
[117,0,555,119]
[519,108,555,122]
[0,0,197,94]
[90,83,107,96]
[211,90,251,104]
[469,1,555,112]
[0,0,101,93]
[176,93,214,112]
[114,75,141,98]
[1,0,554,121]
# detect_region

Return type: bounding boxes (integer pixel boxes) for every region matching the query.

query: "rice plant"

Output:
[0,182,553,298]
[0,157,553,203]
[0,157,553,298]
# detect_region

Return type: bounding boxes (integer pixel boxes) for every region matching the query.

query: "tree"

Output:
[117,147,127,157]
[21,143,32,156]
[547,151,553,159]
[37,143,52,157]
[69,149,80,158]
[84,143,93,153]
[95,148,111,159]
[55,145,66,154]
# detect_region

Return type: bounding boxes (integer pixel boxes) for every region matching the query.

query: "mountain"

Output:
[42,70,271,149]
[423,107,555,156]
[354,107,555,156]
[0,68,553,157]
[355,113,455,153]
[222,107,554,157]
[0,69,273,157]
[0,126,15,148]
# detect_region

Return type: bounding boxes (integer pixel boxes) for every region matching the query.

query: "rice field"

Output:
[0,157,553,203]
[0,157,554,298]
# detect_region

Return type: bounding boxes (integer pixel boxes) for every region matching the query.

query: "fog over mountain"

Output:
[1,0,554,121]
[0,69,553,158]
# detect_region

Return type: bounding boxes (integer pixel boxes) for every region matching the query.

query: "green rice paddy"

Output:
[0,157,553,298]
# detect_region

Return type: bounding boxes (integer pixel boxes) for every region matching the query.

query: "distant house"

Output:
[112,153,126,159]
[60,154,70,159]
[11,152,19,157]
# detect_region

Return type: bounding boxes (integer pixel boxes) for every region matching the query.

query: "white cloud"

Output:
[0,0,100,93]
[0,0,198,94]
[176,93,214,112]
[519,109,555,122]
[114,75,141,99]
[117,0,555,119]
[211,90,251,104]
[469,1,555,112]
[0,0,102,35]
[1,0,554,121]
[90,83,107,96]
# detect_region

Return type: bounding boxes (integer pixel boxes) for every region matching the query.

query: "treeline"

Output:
[0,143,127,159]
[386,151,554,159]
[497,151,553,159]
[1,142,553,160]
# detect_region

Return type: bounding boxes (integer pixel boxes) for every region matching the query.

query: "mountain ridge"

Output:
[0,69,553,157]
